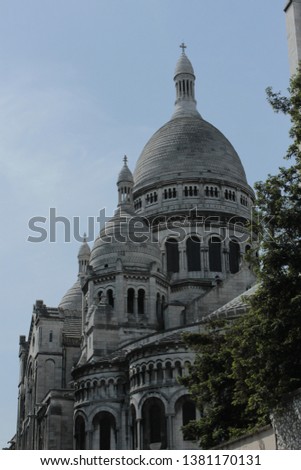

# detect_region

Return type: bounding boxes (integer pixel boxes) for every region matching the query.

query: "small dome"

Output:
[174,52,195,77]
[89,207,161,272]
[58,280,82,311]
[78,239,91,258]
[117,157,134,184]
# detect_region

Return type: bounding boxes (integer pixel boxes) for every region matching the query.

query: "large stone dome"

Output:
[133,48,253,204]
[133,115,248,192]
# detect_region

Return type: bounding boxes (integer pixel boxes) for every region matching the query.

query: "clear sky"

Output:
[0,0,291,448]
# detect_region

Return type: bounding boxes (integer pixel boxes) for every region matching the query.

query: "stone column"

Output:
[115,272,124,323]
[87,429,93,450]
[137,419,142,449]
[177,182,183,205]
[179,243,185,276]
[166,414,174,449]
[202,247,209,275]
[148,275,157,325]
[223,248,229,273]
[92,425,99,449]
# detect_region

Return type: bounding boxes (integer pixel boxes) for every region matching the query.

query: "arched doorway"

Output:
[141,397,167,449]
[92,411,116,450]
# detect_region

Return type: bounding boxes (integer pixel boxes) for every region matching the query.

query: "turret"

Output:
[172,43,201,119]
[117,155,134,208]
[78,234,91,276]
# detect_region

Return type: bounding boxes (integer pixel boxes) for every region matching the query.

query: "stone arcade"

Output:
[15,47,256,450]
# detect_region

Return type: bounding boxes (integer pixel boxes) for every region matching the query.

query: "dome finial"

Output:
[180,42,187,54]
[123,155,128,165]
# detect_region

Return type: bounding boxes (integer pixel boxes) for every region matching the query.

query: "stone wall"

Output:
[217,389,301,450]
[215,426,276,450]
[272,388,301,449]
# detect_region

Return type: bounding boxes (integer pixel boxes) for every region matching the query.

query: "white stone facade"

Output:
[15,48,256,450]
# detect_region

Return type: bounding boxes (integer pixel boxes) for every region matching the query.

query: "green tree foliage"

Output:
[181,68,301,449]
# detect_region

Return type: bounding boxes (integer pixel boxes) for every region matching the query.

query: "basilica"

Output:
[15,47,256,450]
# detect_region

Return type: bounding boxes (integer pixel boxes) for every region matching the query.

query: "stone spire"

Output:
[172,43,201,119]
[78,233,91,275]
[117,156,134,208]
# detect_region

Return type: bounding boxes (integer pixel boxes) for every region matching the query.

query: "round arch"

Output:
[141,397,167,449]
[92,410,117,450]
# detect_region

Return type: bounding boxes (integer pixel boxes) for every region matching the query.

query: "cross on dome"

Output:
[180,42,187,54]
[123,155,128,165]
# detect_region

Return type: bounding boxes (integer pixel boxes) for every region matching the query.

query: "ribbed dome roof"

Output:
[58,280,82,311]
[174,52,195,77]
[118,161,134,184]
[89,207,161,272]
[133,115,248,192]
[78,240,91,258]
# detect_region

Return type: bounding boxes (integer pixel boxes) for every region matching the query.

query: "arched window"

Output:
[157,363,163,383]
[182,401,196,427]
[127,288,135,314]
[209,236,222,272]
[175,360,182,377]
[229,239,240,274]
[186,236,201,271]
[165,362,173,380]
[166,238,179,273]
[138,289,145,315]
[107,289,114,308]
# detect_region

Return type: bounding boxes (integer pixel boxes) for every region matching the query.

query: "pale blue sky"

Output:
[0,0,291,448]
